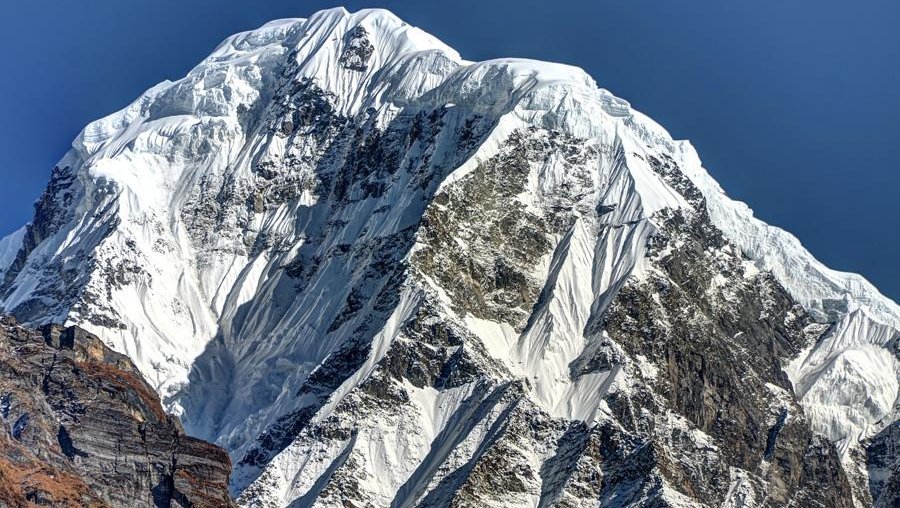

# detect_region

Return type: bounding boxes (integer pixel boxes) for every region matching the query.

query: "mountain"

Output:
[0,317,233,507]
[0,7,897,507]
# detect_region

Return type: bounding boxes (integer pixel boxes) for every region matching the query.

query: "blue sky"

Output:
[1,1,898,300]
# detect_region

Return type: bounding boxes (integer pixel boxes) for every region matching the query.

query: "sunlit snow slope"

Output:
[1,7,897,508]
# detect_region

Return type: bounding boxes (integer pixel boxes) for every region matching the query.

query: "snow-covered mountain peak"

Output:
[1,7,897,507]
[77,8,461,160]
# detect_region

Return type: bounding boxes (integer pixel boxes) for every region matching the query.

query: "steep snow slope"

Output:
[0,226,24,277]
[1,7,896,507]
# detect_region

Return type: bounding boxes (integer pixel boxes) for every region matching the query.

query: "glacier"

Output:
[0,7,897,507]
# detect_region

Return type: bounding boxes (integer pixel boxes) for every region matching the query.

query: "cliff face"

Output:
[0,317,234,507]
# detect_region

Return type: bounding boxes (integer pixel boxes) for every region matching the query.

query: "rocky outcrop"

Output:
[0,316,234,507]
[867,420,900,508]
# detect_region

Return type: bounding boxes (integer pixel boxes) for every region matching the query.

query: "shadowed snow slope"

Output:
[1,7,896,508]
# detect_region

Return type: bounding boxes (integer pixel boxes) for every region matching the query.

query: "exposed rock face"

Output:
[0,7,897,508]
[866,420,900,508]
[591,175,855,506]
[339,26,375,71]
[0,316,234,507]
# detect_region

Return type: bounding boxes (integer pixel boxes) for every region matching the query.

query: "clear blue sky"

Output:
[1,1,898,301]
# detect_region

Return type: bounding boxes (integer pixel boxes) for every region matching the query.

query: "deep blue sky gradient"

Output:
[1,1,898,300]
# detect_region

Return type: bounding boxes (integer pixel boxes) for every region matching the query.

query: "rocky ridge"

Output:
[0,316,234,507]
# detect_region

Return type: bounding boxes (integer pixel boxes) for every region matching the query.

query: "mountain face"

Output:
[0,317,233,507]
[0,7,897,507]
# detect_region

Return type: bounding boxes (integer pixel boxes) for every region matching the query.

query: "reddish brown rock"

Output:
[0,316,234,507]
